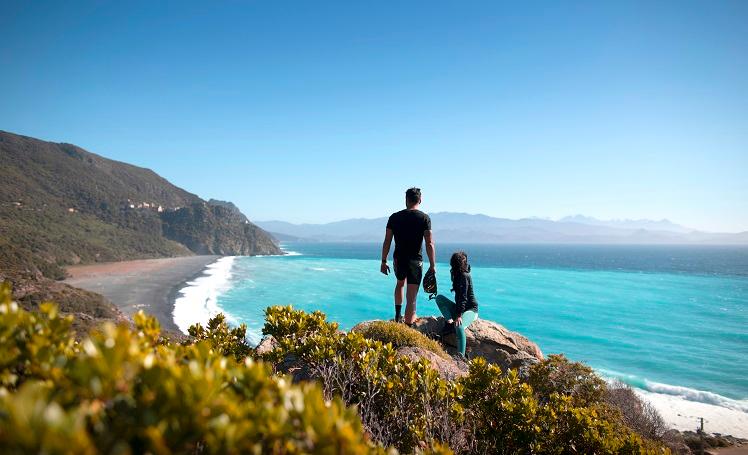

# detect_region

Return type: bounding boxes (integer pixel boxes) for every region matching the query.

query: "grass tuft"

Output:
[355,320,449,359]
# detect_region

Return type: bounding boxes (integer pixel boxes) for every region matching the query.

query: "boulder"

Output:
[412,316,544,373]
[255,335,278,356]
[396,346,469,381]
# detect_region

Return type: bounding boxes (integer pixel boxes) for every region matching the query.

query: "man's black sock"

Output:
[395,304,402,321]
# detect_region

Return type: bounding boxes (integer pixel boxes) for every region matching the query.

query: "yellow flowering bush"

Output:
[263,305,669,454]
[0,284,668,454]
[0,282,383,454]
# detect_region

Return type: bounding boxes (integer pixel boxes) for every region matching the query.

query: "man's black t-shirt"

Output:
[386,209,432,261]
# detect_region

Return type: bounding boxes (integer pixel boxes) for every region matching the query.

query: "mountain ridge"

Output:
[0,130,281,328]
[257,213,748,245]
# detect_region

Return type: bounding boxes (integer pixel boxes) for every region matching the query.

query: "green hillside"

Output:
[0,130,280,326]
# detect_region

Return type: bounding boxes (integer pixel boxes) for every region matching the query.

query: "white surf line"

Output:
[172,256,237,334]
[637,389,748,438]
[599,369,748,437]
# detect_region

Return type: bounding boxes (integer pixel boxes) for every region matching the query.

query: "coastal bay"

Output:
[65,255,219,332]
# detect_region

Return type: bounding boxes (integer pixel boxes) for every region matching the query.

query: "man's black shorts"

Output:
[394,258,423,285]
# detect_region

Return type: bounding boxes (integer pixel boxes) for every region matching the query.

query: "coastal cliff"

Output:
[161,200,280,256]
[0,130,280,326]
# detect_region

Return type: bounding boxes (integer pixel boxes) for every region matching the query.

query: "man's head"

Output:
[405,187,422,208]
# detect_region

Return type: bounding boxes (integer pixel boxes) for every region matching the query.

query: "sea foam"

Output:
[600,370,748,437]
[636,389,748,438]
[172,256,237,334]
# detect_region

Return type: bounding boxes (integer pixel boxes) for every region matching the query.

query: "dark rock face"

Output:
[275,353,315,383]
[160,202,281,256]
[412,316,544,375]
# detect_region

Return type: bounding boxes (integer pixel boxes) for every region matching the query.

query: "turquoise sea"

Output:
[175,243,748,432]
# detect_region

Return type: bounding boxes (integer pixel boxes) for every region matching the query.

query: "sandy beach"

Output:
[65,256,219,331]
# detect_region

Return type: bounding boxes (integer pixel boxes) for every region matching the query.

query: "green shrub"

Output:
[0,284,384,454]
[527,353,608,407]
[263,305,465,453]
[354,320,449,359]
[461,358,665,454]
[0,287,668,455]
[0,282,76,389]
[187,312,252,361]
[606,380,667,441]
[263,306,669,455]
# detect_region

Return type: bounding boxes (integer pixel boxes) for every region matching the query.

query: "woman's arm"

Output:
[455,273,469,316]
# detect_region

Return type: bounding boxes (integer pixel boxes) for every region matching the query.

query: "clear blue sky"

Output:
[1,1,746,232]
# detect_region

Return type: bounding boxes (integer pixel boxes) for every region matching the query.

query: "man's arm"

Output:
[424,230,436,272]
[380,228,394,275]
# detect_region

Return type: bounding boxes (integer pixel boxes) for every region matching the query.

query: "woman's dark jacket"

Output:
[451,266,479,316]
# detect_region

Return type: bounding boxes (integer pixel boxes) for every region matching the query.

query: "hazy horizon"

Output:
[255,211,747,235]
[2,1,746,231]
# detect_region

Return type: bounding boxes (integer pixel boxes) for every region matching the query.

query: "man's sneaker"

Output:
[395,316,404,324]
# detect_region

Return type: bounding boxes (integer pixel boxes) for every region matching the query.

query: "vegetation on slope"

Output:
[260,306,669,454]
[0,283,392,454]
[0,130,280,284]
[0,284,669,454]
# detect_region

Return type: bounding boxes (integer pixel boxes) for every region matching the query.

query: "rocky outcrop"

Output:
[395,346,469,380]
[160,201,281,256]
[255,335,278,356]
[662,429,748,455]
[261,315,544,383]
[412,316,544,375]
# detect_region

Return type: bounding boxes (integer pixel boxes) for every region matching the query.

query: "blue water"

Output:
[216,243,748,406]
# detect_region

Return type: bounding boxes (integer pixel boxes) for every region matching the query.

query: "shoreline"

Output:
[171,256,237,334]
[635,389,748,439]
[65,255,220,332]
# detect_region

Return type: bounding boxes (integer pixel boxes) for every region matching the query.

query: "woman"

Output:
[435,251,479,357]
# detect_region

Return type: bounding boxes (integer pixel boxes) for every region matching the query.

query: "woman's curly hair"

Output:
[450,251,470,275]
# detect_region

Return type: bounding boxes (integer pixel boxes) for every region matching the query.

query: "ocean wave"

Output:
[597,369,748,436]
[253,250,301,257]
[598,369,748,413]
[637,388,748,437]
[643,381,748,413]
[172,256,237,334]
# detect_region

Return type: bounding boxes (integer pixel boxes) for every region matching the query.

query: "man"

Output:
[380,187,436,324]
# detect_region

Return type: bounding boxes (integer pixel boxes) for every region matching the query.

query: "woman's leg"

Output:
[435,294,456,320]
[455,310,478,355]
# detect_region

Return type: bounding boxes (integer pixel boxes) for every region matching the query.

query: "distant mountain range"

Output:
[259,212,748,245]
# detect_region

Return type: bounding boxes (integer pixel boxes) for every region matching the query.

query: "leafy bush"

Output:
[0,287,669,455]
[354,320,449,359]
[187,312,252,361]
[527,353,608,407]
[527,354,670,447]
[461,358,662,454]
[606,381,667,441]
[0,282,76,389]
[262,305,669,454]
[0,283,384,454]
[263,306,466,453]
